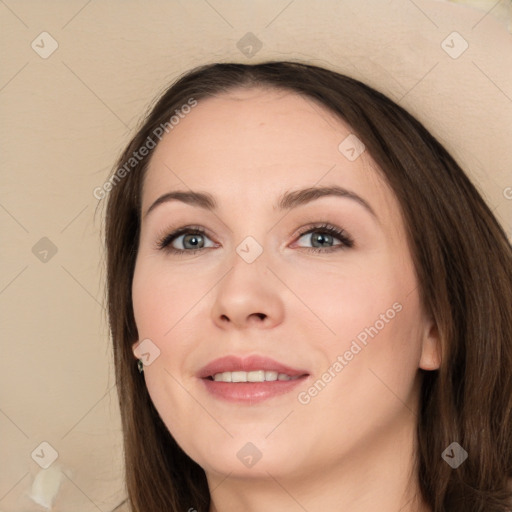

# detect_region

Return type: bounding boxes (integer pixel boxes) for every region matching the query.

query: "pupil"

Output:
[312,233,332,247]
[184,234,203,249]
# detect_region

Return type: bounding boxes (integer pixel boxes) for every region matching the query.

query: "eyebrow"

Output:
[143,185,377,220]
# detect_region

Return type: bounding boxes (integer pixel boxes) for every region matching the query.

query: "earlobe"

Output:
[131,341,145,374]
[132,341,140,359]
[419,321,442,371]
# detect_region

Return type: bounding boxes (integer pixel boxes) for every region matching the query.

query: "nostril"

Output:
[218,312,267,323]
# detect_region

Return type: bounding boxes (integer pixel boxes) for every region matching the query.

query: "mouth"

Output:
[207,370,304,382]
[198,355,310,404]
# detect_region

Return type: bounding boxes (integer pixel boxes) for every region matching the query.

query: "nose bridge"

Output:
[211,238,285,329]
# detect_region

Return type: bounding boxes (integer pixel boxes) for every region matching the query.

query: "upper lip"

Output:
[197,355,309,379]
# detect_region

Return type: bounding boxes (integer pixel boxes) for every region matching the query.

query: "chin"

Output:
[186,438,302,479]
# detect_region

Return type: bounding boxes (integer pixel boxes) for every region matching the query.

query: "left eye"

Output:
[294,225,354,252]
[297,231,341,249]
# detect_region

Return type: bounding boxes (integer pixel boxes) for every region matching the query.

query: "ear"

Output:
[132,341,141,360]
[419,319,441,371]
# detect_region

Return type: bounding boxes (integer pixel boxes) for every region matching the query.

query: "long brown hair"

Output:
[104,61,512,511]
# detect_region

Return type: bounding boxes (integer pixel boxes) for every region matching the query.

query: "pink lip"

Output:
[197,355,310,404]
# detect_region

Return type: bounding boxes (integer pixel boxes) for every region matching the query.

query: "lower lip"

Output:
[200,376,308,404]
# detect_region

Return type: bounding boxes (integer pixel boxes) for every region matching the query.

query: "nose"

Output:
[210,253,285,330]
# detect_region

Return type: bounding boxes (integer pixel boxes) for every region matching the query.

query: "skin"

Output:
[131,87,441,512]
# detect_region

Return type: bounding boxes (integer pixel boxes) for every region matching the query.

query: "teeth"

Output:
[264,371,278,381]
[232,371,247,382]
[213,372,232,382]
[247,370,265,382]
[211,370,300,383]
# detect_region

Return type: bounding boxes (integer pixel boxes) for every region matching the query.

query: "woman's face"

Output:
[131,87,439,482]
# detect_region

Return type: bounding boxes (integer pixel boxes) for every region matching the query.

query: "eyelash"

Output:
[155,223,354,256]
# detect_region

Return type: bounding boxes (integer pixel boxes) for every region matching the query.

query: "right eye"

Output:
[156,226,217,254]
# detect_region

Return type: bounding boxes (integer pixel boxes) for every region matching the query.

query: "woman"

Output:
[104,61,512,511]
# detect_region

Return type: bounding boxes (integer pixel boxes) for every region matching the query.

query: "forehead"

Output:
[149,87,354,173]
[142,86,396,220]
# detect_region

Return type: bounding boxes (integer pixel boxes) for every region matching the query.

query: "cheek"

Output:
[287,249,423,390]
[305,284,424,419]
[131,261,203,442]
[132,256,209,339]
[282,251,410,344]
[292,294,424,459]
[131,259,192,387]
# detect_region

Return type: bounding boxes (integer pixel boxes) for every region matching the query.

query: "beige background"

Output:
[1,1,511,511]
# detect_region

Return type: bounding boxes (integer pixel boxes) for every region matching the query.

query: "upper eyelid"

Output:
[294,224,353,247]
[156,225,212,248]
